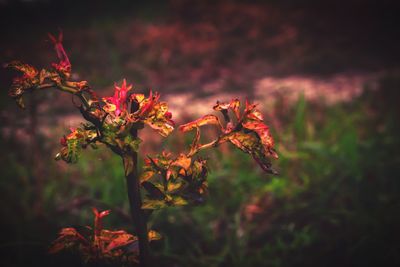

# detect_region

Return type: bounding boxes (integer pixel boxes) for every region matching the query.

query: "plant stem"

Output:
[187,138,225,157]
[124,101,151,267]
[39,83,91,109]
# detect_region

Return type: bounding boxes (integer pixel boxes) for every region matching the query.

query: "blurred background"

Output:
[1,0,400,266]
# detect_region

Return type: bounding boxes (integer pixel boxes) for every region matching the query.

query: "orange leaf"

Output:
[230,98,241,120]
[148,230,162,241]
[171,153,192,170]
[247,109,264,121]
[105,233,134,252]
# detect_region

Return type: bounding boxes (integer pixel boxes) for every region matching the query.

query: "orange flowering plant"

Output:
[5,33,277,266]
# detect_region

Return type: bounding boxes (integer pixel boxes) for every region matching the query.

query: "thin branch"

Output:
[187,138,223,157]
[38,82,91,109]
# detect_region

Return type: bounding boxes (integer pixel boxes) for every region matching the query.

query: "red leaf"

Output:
[93,208,111,236]
[138,90,154,117]
[48,31,71,75]
[242,121,277,158]
[102,79,132,116]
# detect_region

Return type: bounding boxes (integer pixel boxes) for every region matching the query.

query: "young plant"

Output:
[49,208,161,265]
[5,32,278,266]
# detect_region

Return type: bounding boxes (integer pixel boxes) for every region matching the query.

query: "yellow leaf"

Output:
[148,230,162,241]
[141,199,166,210]
[103,103,116,113]
[133,94,145,103]
[230,98,241,120]
[167,181,183,192]
[172,196,188,206]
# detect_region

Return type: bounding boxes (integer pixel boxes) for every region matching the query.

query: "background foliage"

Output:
[1,1,399,266]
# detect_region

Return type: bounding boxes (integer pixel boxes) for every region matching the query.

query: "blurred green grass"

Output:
[1,74,400,266]
[148,78,400,267]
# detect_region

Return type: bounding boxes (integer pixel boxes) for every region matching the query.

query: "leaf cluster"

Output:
[140,152,208,209]
[49,208,161,265]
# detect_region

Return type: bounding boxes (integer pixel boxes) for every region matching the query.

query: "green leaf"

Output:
[64,139,81,163]
[126,136,142,152]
